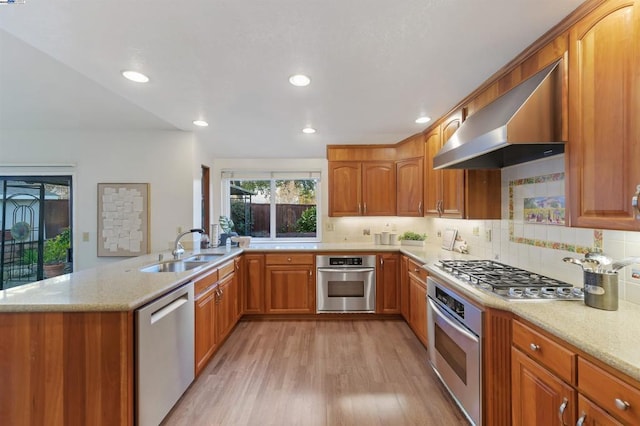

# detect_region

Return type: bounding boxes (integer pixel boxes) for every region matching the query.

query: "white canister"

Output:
[374,233,381,244]
[381,232,390,245]
[389,233,398,245]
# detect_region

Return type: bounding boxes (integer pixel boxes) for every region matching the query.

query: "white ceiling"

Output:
[0,0,585,158]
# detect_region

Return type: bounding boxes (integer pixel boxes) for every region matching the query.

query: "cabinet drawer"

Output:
[407,258,427,281]
[195,268,219,296]
[265,254,314,265]
[218,260,235,279]
[512,320,576,384]
[578,357,640,425]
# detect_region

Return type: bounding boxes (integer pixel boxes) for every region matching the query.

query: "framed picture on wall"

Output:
[97,183,150,257]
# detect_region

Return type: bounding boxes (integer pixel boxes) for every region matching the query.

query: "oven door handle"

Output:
[317,268,375,274]
[428,298,479,342]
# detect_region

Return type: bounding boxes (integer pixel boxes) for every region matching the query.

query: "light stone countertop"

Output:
[2,241,639,384]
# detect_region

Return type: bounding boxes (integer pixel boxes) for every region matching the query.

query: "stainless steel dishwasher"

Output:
[136,281,194,426]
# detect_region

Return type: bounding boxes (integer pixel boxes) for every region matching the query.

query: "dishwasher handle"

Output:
[151,295,189,324]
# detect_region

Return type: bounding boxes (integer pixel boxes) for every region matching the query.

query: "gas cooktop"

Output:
[436,259,584,300]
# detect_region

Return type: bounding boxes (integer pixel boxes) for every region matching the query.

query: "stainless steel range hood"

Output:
[433,60,565,170]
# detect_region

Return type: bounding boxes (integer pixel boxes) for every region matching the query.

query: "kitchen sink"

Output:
[140,260,208,273]
[183,253,225,262]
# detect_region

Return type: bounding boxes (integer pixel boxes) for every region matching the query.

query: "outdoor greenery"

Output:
[21,248,38,265]
[43,228,70,264]
[231,180,316,204]
[230,200,252,236]
[295,206,317,233]
[399,231,427,241]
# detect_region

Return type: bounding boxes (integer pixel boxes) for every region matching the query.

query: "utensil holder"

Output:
[583,270,618,311]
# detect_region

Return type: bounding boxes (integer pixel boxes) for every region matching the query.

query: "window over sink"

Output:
[221,171,320,242]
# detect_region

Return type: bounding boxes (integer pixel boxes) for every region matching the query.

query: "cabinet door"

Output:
[424,127,441,216]
[511,347,576,426]
[244,254,265,313]
[328,161,362,216]
[376,253,400,313]
[576,394,623,426]
[195,286,217,376]
[408,275,427,347]
[396,158,424,216]
[216,274,235,341]
[265,266,315,313]
[362,162,396,215]
[439,111,465,218]
[400,256,410,320]
[568,0,640,230]
[234,256,243,320]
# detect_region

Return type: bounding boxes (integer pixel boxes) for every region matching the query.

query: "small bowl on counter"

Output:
[231,236,251,248]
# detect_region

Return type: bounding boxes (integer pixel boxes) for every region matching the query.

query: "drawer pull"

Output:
[614,398,630,411]
[530,343,540,351]
[558,397,568,425]
[414,268,420,272]
[576,412,586,426]
[287,257,292,262]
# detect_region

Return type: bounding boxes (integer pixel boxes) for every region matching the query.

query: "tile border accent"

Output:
[508,172,601,254]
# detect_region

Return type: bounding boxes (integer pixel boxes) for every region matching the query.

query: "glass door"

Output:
[0,176,72,289]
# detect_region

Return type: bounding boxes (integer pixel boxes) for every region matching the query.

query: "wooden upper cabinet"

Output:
[328,160,396,216]
[396,157,424,216]
[439,111,465,218]
[328,161,362,216]
[568,0,640,231]
[362,162,396,215]
[424,127,441,216]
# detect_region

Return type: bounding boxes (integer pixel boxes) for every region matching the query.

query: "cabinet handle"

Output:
[576,412,586,426]
[358,203,362,214]
[380,257,384,266]
[614,398,630,411]
[363,202,367,214]
[414,268,420,272]
[530,343,540,351]
[418,201,423,215]
[287,257,292,262]
[558,397,568,426]
[633,185,640,220]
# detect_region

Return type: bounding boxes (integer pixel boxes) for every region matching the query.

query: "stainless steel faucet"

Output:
[172,228,204,259]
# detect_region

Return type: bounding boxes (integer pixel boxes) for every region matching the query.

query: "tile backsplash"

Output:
[323,154,640,305]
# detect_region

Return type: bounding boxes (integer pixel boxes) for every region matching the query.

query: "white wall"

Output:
[0,129,199,270]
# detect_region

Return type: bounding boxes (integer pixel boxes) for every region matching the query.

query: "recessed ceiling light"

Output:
[121,70,150,83]
[415,116,431,124]
[289,74,311,87]
[302,127,316,134]
[193,120,209,127]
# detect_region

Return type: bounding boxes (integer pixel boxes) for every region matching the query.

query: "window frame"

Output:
[221,172,321,243]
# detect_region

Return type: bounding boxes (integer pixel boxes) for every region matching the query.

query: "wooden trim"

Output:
[241,313,404,321]
[483,309,513,426]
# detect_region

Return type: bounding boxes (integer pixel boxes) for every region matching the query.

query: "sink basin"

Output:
[140,260,208,273]
[184,253,225,262]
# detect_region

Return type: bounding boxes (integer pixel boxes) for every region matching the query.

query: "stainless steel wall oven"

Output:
[427,276,483,425]
[316,254,376,313]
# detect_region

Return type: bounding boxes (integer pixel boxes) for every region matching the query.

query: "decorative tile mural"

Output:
[508,172,601,254]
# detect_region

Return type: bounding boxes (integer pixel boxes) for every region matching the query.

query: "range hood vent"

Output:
[433,60,565,170]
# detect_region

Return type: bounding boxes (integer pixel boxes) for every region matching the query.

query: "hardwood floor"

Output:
[163,320,469,426]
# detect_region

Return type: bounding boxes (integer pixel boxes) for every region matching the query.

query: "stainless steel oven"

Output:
[316,255,376,313]
[427,276,483,425]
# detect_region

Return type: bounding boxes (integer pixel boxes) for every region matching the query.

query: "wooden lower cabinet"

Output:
[264,254,315,314]
[244,254,265,313]
[216,272,237,340]
[511,346,577,426]
[376,253,400,313]
[400,255,410,320]
[195,284,218,376]
[407,271,427,346]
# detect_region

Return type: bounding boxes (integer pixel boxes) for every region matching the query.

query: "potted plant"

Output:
[218,216,238,246]
[43,228,70,277]
[399,231,427,247]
